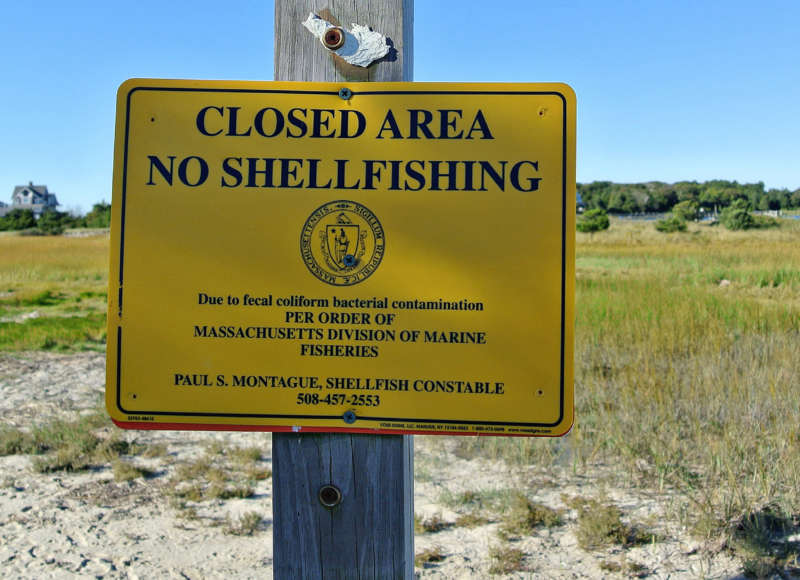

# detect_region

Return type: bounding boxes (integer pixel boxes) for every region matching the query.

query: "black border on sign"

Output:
[113,85,571,430]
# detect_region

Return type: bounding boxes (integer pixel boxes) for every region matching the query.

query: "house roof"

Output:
[13,182,49,196]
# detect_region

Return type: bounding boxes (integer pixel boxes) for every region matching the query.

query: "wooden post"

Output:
[272,2,414,578]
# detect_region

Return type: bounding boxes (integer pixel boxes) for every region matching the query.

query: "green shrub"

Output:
[721,199,756,230]
[753,214,780,229]
[577,209,610,233]
[37,209,71,235]
[672,200,700,221]
[655,215,687,233]
[82,202,111,228]
[0,209,36,231]
[721,207,777,230]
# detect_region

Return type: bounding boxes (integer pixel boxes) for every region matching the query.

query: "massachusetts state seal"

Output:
[300,200,385,286]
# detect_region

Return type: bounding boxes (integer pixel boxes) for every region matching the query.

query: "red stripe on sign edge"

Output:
[111,420,570,437]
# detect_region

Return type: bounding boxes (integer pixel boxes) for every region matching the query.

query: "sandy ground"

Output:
[0,352,750,579]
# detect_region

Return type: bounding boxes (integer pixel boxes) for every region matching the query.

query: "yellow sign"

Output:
[106,79,575,436]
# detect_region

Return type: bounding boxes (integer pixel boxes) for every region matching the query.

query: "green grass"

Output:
[0,313,106,351]
[0,233,108,351]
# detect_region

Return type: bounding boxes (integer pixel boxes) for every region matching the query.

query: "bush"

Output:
[655,215,687,233]
[37,210,68,235]
[753,215,780,229]
[721,199,755,230]
[672,200,700,221]
[0,209,36,231]
[83,202,111,228]
[577,209,610,233]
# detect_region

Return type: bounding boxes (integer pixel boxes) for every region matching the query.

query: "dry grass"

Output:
[497,492,563,539]
[599,557,651,577]
[415,545,447,568]
[415,513,451,534]
[0,409,166,477]
[0,233,108,287]
[433,218,800,568]
[223,511,264,536]
[564,494,658,550]
[487,544,527,575]
[454,511,490,528]
[167,444,269,506]
[112,459,155,482]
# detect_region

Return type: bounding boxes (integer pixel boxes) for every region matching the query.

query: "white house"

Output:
[1,182,59,217]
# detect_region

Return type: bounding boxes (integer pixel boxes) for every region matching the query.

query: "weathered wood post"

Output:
[272,2,415,578]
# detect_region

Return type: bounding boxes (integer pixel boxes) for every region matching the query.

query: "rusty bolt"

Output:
[322,27,345,50]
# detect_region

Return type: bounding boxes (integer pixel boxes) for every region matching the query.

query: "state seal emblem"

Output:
[300,200,385,286]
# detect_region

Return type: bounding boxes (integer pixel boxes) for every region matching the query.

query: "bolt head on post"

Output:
[318,484,343,509]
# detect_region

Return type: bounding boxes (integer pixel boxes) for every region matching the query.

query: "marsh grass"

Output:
[441,219,800,568]
[4,219,800,570]
[0,233,108,351]
[572,221,800,543]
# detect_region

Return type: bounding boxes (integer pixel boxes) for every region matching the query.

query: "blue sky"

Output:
[1,1,798,213]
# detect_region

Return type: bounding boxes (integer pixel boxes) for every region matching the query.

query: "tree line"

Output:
[0,202,111,235]
[3,181,799,236]
[579,180,800,214]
